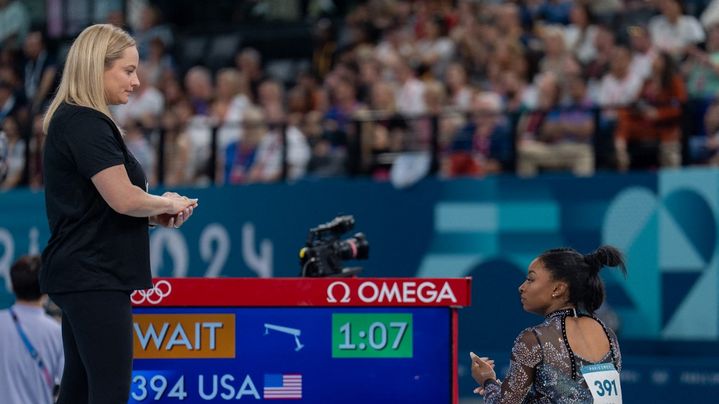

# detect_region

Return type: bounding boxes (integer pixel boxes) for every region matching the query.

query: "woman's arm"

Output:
[92,164,196,217]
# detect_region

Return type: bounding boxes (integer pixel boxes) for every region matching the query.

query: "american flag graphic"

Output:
[263,373,302,399]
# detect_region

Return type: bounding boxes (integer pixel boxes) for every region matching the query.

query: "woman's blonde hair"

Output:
[43,24,136,134]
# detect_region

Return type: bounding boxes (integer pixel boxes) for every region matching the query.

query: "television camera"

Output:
[299,215,369,277]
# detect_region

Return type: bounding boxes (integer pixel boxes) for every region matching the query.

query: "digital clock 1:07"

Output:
[331,313,413,358]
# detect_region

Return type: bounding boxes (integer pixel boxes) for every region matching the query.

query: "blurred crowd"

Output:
[5,0,719,190]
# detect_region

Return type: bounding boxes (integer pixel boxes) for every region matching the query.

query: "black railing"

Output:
[10,98,705,191]
[145,100,697,186]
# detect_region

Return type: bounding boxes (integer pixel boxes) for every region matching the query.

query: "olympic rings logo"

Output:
[131,280,172,305]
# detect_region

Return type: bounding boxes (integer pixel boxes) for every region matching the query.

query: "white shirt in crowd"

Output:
[395,78,426,116]
[564,25,599,64]
[648,14,705,55]
[217,94,252,152]
[254,125,311,181]
[597,72,643,108]
[630,49,657,81]
[0,304,63,404]
[185,114,214,182]
[112,86,165,127]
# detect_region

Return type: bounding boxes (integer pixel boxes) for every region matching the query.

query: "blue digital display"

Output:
[131,307,451,403]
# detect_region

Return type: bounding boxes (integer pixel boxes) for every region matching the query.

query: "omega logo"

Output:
[326,281,351,303]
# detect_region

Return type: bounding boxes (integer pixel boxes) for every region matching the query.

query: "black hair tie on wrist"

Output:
[483,378,498,388]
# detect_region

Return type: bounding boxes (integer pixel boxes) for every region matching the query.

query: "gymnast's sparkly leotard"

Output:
[483,309,621,403]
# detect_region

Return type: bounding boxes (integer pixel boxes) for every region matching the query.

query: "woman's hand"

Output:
[470,351,496,391]
[151,192,198,228]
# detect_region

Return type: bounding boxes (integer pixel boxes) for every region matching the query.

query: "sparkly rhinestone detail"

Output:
[481,309,621,403]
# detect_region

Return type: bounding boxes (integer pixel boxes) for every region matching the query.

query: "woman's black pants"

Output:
[50,290,133,404]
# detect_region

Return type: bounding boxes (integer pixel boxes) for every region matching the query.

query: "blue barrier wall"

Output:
[1,168,718,401]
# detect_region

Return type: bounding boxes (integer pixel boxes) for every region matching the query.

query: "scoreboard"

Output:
[130,278,471,403]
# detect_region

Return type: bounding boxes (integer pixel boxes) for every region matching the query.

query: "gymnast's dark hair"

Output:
[538,245,626,314]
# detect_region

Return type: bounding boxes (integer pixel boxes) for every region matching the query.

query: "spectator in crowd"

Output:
[494,3,528,46]
[449,7,490,82]
[143,37,175,87]
[184,65,213,116]
[486,38,529,92]
[519,0,547,30]
[257,79,286,118]
[124,121,156,185]
[375,25,411,71]
[415,16,455,78]
[312,18,338,78]
[686,23,719,99]
[701,0,719,28]
[364,80,408,179]
[27,114,44,188]
[213,67,251,153]
[597,45,643,126]
[516,72,594,177]
[255,79,312,180]
[0,255,63,404]
[588,0,623,24]
[699,98,719,164]
[649,0,705,59]
[615,51,687,170]
[180,97,214,184]
[181,67,215,184]
[444,62,473,111]
[304,110,347,177]
[443,91,512,177]
[22,31,57,115]
[538,25,572,79]
[393,59,426,116]
[563,3,599,65]
[105,8,130,34]
[0,0,30,50]
[584,24,616,86]
[223,106,267,184]
[417,79,448,144]
[496,71,530,113]
[235,47,266,102]
[112,66,164,128]
[538,0,574,25]
[684,23,719,140]
[253,103,311,182]
[158,107,191,187]
[158,75,185,110]
[0,78,25,127]
[324,74,363,137]
[356,56,381,105]
[564,72,598,164]
[133,4,173,60]
[0,115,24,190]
[296,70,328,113]
[0,126,7,182]
[286,84,314,127]
[628,25,657,81]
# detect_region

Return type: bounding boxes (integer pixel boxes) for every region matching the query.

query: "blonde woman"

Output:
[41,24,198,403]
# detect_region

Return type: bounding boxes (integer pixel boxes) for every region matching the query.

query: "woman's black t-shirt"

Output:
[41,102,152,293]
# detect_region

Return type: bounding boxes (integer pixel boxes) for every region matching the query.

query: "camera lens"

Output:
[337,233,369,260]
